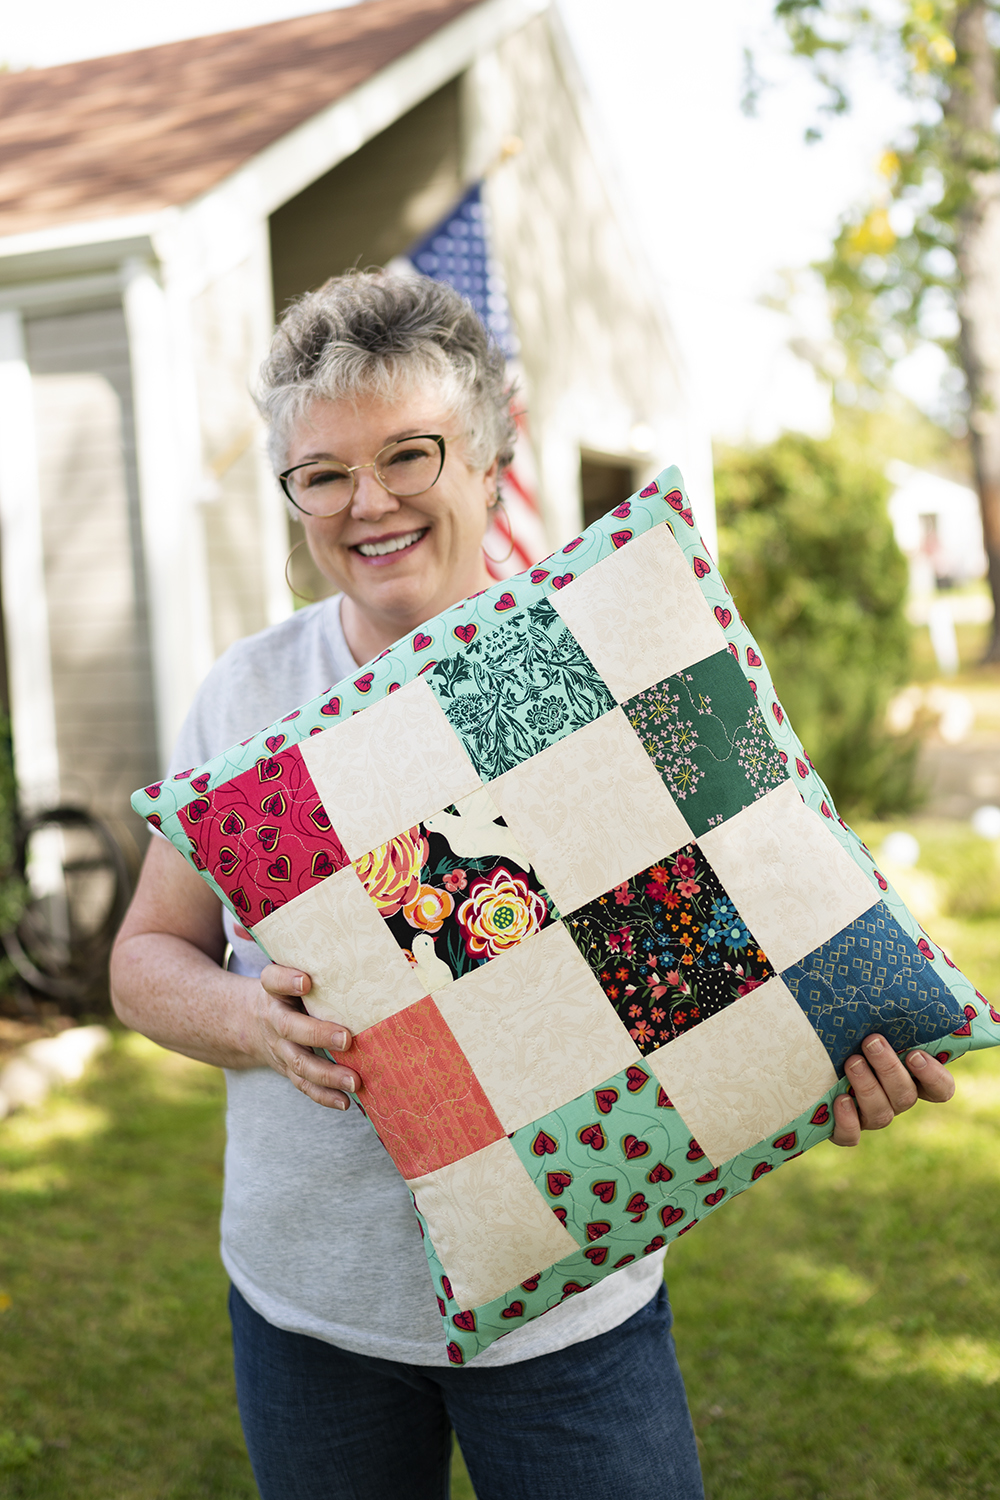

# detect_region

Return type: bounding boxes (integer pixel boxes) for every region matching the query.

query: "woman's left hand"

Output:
[831,1034,956,1146]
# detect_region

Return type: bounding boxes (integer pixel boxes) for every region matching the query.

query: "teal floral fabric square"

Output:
[428,599,615,780]
[624,649,787,838]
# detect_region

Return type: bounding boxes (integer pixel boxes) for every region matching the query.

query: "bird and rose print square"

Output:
[135,465,999,1363]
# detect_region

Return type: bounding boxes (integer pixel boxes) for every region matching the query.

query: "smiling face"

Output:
[286,389,498,661]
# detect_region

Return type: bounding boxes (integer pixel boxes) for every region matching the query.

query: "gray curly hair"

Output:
[256,271,517,476]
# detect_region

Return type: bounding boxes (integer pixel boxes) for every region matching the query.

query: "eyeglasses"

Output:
[278,435,447,517]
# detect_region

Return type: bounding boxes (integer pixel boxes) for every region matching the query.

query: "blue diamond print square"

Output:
[780,901,964,1074]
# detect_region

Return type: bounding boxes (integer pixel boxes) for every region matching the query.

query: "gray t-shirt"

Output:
[169,594,666,1366]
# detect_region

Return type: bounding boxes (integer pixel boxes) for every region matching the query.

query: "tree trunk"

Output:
[948,2,1000,660]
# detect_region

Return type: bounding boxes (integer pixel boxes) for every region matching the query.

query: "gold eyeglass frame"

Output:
[278,434,447,517]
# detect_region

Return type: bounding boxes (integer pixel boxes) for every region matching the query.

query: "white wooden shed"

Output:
[0,0,711,840]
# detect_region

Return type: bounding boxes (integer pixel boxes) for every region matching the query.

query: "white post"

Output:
[246,221,294,627]
[0,310,60,812]
[122,258,214,770]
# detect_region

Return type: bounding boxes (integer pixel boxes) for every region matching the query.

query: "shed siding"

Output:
[269,78,463,311]
[25,307,158,824]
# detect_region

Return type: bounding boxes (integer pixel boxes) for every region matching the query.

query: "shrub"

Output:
[714,431,919,817]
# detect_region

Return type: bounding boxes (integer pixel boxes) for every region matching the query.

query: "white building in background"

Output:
[887,459,988,597]
[0,0,711,845]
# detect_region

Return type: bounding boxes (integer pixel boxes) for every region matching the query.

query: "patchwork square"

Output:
[699,779,879,971]
[564,844,774,1054]
[406,1138,579,1311]
[254,865,429,1032]
[508,1060,711,1250]
[489,708,693,915]
[648,975,838,1166]
[433,923,642,1133]
[550,521,726,698]
[353,787,556,991]
[134,465,997,1366]
[300,677,481,858]
[331,996,505,1179]
[624,649,787,838]
[427,599,616,780]
[781,902,966,1074]
[178,745,348,927]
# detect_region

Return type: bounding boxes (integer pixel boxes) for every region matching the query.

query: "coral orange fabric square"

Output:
[334,996,505,1179]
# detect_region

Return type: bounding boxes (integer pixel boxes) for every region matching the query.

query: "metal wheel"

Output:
[1,806,132,1010]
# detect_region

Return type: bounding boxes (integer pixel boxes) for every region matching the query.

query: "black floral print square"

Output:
[354,788,557,988]
[564,844,774,1054]
[623,649,787,837]
[428,600,616,780]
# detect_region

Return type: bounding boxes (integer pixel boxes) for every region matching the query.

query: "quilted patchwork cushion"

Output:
[133,465,999,1363]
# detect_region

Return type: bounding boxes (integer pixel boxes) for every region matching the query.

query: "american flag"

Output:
[397,182,548,578]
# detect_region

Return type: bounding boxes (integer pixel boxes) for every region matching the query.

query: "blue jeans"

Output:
[230,1281,704,1500]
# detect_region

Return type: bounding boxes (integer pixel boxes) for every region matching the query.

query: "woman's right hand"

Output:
[111,840,359,1107]
[254,964,358,1110]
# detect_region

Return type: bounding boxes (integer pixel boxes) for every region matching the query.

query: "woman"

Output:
[111,272,955,1500]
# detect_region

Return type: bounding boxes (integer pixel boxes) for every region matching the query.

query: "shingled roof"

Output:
[0,0,480,239]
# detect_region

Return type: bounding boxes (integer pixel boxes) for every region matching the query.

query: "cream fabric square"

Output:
[698,779,878,971]
[254,865,428,1032]
[488,709,693,915]
[407,1137,579,1310]
[300,678,481,859]
[648,975,837,1166]
[433,923,641,1133]
[550,523,726,699]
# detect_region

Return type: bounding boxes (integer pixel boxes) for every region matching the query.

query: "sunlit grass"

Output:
[668,1038,1000,1500]
[2,890,998,1499]
[0,1032,251,1499]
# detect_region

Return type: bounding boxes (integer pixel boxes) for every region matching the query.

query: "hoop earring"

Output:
[284,538,315,603]
[482,496,515,565]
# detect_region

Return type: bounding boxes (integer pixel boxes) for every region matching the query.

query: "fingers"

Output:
[254,967,358,1109]
[851,1035,919,1124]
[277,1035,358,1110]
[830,1090,861,1147]
[260,963,353,1051]
[904,1048,956,1103]
[271,1000,352,1056]
[833,1036,957,1147]
[261,962,311,999]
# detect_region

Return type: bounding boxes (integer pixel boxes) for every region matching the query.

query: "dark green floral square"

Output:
[428,600,615,780]
[623,650,787,837]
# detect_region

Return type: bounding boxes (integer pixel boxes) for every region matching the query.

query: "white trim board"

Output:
[0,272,125,315]
[0,311,60,811]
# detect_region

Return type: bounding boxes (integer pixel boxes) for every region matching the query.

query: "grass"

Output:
[0,1035,251,1498]
[667,817,1000,1500]
[1,872,998,1500]
[909,613,999,684]
[670,1045,1000,1499]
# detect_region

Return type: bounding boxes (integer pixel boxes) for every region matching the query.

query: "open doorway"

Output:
[580,453,636,531]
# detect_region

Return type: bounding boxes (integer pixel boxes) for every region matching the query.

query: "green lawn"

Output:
[1,897,998,1499]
